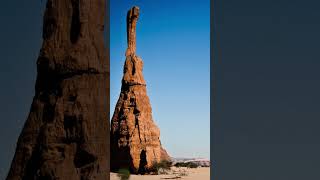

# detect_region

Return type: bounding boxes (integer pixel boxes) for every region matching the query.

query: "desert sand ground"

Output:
[110,167,210,180]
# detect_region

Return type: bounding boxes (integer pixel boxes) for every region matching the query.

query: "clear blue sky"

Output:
[110,0,210,159]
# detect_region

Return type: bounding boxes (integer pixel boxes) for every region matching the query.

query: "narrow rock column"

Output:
[126,6,139,56]
[111,6,170,174]
[6,0,109,180]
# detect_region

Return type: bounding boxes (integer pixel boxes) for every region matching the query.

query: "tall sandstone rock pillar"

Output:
[7,0,109,179]
[110,6,170,174]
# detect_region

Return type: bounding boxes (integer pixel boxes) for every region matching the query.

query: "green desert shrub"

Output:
[187,162,199,168]
[174,162,199,168]
[150,160,173,174]
[117,168,130,180]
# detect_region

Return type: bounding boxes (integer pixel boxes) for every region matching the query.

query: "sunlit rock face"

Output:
[7,0,109,179]
[110,6,170,174]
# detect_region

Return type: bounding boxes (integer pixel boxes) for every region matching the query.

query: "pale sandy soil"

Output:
[110,167,210,180]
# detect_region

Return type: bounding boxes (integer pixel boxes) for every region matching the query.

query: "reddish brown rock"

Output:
[111,6,170,174]
[7,0,109,180]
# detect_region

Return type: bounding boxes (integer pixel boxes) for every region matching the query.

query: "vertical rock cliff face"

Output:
[7,0,109,180]
[111,6,170,174]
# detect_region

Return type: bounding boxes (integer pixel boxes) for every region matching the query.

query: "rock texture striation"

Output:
[110,6,170,174]
[7,0,109,179]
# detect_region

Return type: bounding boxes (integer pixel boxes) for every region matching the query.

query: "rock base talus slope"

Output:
[7,0,109,179]
[111,6,170,174]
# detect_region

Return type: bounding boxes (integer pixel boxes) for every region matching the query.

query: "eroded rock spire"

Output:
[7,0,109,179]
[111,6,170,174]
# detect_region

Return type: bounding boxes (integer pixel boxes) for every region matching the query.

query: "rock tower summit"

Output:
[111,6,170,174]
[126,6,139,57]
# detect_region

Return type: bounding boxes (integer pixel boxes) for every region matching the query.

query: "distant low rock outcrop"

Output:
[110,6,170,174]
[173,158,211,167]
[7,0,109,179]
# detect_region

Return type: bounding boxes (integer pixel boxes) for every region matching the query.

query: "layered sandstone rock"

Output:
[111,6,170,174]
[7,0,109,180]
